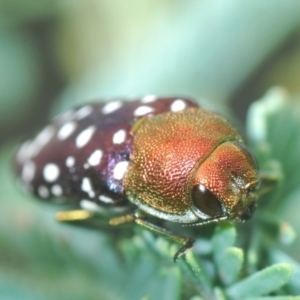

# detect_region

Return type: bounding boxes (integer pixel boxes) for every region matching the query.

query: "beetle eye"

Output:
[192,184,223,217]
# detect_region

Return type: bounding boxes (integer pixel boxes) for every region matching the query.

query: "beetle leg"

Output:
[109,214,135,225]
[56,209,94,222]
[109,211,195,261]
[128,211,193,262]
[135,217,195,262]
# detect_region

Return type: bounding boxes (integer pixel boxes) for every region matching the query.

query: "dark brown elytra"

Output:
[15,97,198,206]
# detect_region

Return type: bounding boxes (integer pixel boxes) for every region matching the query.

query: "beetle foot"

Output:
[56,209,93,222]
[173,238,195,262]
[109,214,135,226]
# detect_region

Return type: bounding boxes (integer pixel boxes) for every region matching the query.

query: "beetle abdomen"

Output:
[14,97,198,207]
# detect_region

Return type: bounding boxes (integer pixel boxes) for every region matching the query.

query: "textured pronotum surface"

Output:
[125,108,242,214]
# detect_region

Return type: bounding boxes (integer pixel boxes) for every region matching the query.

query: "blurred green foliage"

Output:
[1,1,300,299]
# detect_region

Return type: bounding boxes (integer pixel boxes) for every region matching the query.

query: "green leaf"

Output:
[269,250,300,295]
[189,297,204,300]
[244,297,300,300]
[180,251,213,300]
[227,263,293,299]
[213,287,227,300]
[246,87,288,145]
[218,247,244,286]
[55,1,300,112]
[212,224,237,264]
[247,90,300,211]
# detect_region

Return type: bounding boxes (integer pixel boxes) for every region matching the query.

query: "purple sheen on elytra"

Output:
[14,96,199,207]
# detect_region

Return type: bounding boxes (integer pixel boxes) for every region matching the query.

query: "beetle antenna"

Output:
[183,216,228,227]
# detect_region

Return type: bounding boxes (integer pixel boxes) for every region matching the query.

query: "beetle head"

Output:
[190,141,259,223]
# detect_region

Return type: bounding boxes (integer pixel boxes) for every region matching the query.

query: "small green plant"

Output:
[1,88,299,299]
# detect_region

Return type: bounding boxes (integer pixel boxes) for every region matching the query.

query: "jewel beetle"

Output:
[14,96,259,261]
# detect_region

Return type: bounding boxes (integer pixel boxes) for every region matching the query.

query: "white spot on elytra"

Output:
[43,163,60,182]
[76,126,96,148]
[21,161,35,182]
[170,99,187,112]
[57,121,77,140]
[141,95,157,103]
[17,125,55,162]
[113,161,129,180]
[75,105,93,119]
[87,149,103,166]
[112,129,126,144]
[81,177,95,198]
[17,140,32,163]
[21,141,37,160]
[38,185,49,198]
[55,109,74,122]
[16,140,32,162]
[51,184,63,196]
[133,106,154,117]
[65,156,75,167]
[99,195,114,203]
[102,101,123,114]
[35,125,55,148]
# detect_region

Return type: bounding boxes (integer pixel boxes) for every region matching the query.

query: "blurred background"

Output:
[1,1,300,299]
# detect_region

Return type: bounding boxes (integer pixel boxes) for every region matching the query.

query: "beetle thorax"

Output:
[124,108,243,219]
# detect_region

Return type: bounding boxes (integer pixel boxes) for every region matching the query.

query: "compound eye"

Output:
[192,184,223,217]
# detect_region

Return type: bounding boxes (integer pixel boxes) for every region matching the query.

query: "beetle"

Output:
[14,96,259,261]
